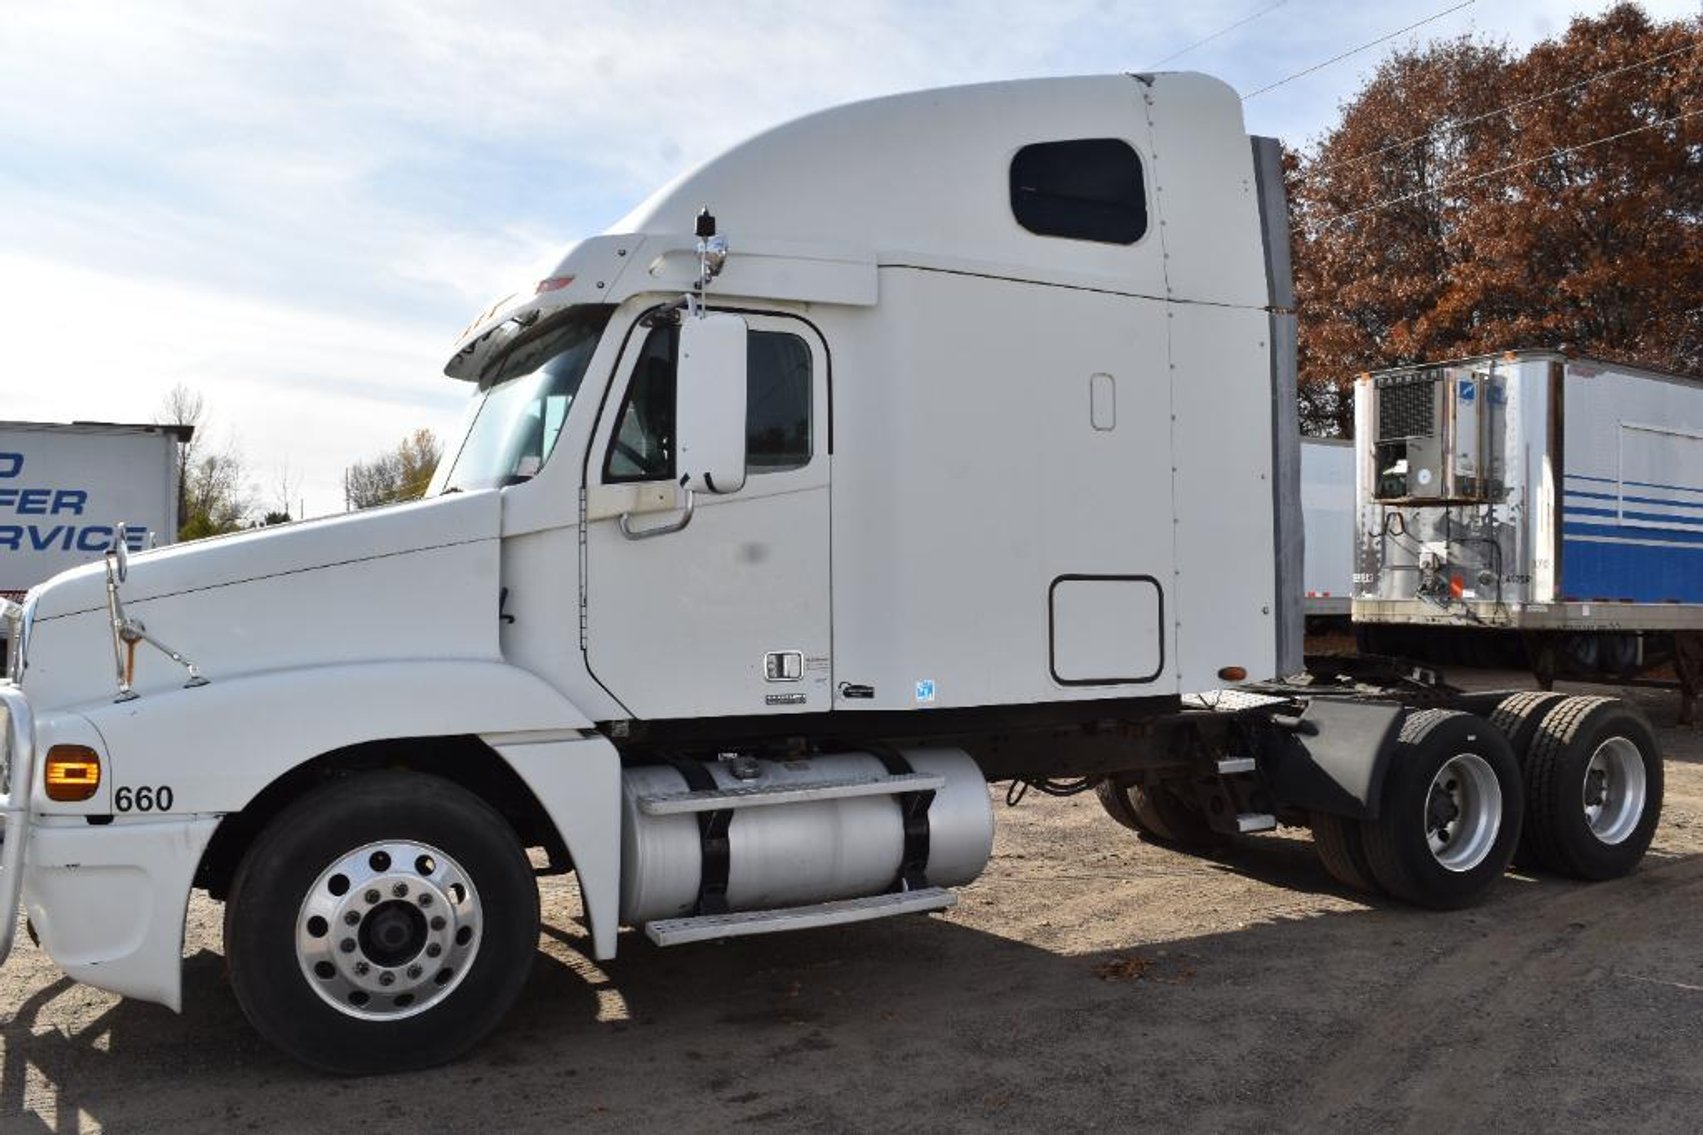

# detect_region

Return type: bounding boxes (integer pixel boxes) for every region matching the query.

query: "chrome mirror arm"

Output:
[104,524,209,701]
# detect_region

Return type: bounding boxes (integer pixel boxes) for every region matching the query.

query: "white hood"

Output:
[23,491,507,711]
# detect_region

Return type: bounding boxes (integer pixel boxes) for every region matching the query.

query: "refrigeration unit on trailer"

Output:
[1352,349,1703,719]
[1301,436,1354,621]
[0,77,1665,1075]
[0,421,183,668]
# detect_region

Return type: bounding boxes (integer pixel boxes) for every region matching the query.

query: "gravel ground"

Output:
[2,671,1701,1133]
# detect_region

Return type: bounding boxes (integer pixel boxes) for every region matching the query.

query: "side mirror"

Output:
[676,313,747,494]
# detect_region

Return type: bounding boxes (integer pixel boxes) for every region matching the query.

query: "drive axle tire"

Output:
[1487,691,1570,868]
[1523,696,1662,880]
[1311,812,1381,896]
[1095,780,1227,850]
[225,771,540,1074]
[1360,709,1522,910]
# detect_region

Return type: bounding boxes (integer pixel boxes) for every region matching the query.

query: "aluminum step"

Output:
[1216,756,1257,775]
[1236,812,1277,833]
[645,887,957,947]
[636,772,945,816]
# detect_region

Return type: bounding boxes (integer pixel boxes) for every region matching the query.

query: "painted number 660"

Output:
[114,785,174,813]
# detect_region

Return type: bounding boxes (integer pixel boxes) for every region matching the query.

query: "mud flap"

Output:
[1260,699,1404,820]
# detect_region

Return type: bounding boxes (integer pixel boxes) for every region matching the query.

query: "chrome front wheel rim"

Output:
[296,840,482,1020]
[1424,753,1502,873]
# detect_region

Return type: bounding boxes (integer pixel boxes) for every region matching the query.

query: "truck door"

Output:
[581,312,831,720]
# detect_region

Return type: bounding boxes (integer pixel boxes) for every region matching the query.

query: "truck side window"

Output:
[1010,138,1146,245]
[747,331,812,473]
[606,326,678,482]
[604,325,813,482]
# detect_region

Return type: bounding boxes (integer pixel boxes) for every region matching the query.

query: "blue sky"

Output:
[2,0,1696,517]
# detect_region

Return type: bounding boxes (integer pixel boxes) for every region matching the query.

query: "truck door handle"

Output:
[618,487,695,540]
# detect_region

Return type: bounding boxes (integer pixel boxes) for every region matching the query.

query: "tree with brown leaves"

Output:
[1291,4,1703,436]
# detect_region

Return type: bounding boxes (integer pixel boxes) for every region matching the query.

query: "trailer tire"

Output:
[1523,696,1662,880]
[1095,780,1226,850]
[1360,709,1521,910]
[225,771,539,1074]
[1488,691,1570,867]
[1311,812,1381,895]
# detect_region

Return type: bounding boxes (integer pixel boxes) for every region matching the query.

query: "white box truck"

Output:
[0,421,182,667]
[1352,350,1703,720]
[0,76,1665,1074]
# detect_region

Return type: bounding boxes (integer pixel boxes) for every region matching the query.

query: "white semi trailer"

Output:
[0,421,183,672]
[1353,350,1703,720]
[0,76,1665,1074]
[1301,436,1354,619]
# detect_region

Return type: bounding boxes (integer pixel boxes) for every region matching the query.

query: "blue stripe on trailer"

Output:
[1565,489,1703,514]
[1564,504,1703,529]
[1566,472,1703,497]
[1562,522,1703,602]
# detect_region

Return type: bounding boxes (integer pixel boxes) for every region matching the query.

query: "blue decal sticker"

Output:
[1458,379,1476,403]
[915,679,936,704]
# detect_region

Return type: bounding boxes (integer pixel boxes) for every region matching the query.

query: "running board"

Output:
[636,772,945,816]
[1236,812,1277,833]
[644,888,957,946]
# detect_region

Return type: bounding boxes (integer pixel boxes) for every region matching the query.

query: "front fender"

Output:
[77,659,594,817]
[28,661,610,1010]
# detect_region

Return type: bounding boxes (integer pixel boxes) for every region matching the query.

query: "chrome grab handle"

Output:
[618,487,695,540]
[0,684,38,968]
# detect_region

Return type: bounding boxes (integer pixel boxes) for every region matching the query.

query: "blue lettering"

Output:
[76,526,113,552]
[16,489,49,515]
[0,526,18,551]
[0,454,19,478]
[0,489,15,509]
[126,529,148,551]
[51,490,87,516]
[28,526,64,551]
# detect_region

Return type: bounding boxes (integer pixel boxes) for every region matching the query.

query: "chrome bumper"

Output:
[0,683,37,968]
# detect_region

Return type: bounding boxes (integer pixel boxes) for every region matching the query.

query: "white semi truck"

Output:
[0,75,1665,1074]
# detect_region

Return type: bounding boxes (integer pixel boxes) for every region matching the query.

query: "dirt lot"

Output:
[3,672,1702,1133]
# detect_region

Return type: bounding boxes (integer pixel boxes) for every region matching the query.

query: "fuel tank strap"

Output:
[662,756,731,916]
[868,746,935,892]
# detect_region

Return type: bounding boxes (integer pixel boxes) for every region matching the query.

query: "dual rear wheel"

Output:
[1309,696,1662,906]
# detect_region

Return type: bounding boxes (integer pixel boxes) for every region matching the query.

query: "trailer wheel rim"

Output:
[1424,753,1501,873]
[1583,736,1647,846]
[295,840,483,1021]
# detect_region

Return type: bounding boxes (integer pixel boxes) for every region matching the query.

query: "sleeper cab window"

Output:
[1009,138,1147,245]
[604,324,814,483]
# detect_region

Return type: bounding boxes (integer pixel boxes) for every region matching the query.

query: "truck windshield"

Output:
[435,305,616,493]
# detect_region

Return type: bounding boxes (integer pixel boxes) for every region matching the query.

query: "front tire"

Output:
[225,771,540,1074]
[1360,709,1522,910]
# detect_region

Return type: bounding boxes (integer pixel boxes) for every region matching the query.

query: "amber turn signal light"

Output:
[44,745,102,803]
[1217,666,1248,682]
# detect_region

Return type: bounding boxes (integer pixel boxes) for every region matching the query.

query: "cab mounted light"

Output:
[1217,666,1248,682]
[44,745,102,803]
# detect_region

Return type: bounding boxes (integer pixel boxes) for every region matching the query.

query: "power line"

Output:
[1243,1,1477,100]
[1315,105,1703,229]
[1305,38,1703,178]
[1147,1,1290,69]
